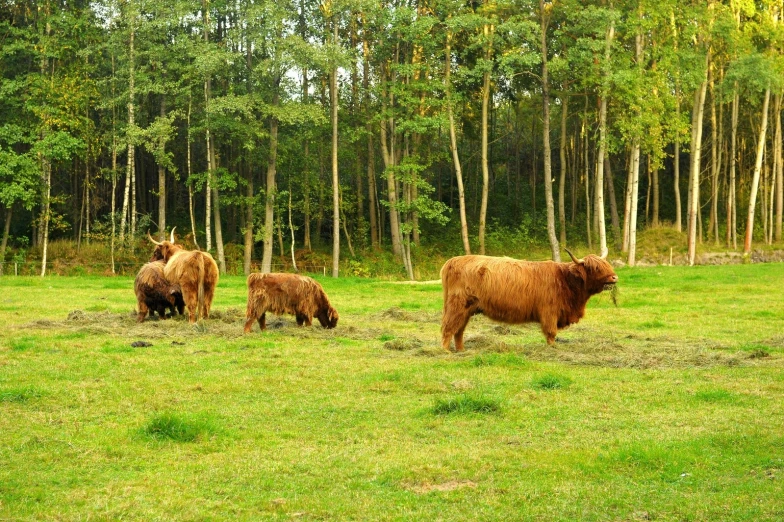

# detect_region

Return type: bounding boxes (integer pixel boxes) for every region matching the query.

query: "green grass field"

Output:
[1,264,783,521]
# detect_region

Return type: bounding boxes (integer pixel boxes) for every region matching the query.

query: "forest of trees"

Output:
[1,0,783,278]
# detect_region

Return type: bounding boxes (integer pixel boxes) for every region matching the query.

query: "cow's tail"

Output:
[197,253,205,321]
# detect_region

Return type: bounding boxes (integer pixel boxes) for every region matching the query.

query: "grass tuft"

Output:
[531,373,572,390]
[141,412,218,443]
[432,393,502,415]
[0,386,42,403]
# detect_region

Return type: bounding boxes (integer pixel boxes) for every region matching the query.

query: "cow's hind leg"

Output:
[441,295,472,352]
[136,300,149,323]
[257,312,267,331]
[181,284,199,323]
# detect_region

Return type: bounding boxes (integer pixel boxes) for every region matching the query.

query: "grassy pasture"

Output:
[1,263,783,521]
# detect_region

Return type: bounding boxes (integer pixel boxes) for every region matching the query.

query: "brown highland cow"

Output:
[440,250,618,351]
[148,229,219,323]
[244,273,339,333]
[134,261,185,322]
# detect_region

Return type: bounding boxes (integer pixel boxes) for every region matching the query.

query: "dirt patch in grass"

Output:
[405,480,478,494]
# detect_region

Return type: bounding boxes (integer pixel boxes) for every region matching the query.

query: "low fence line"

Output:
[0,261,329,277]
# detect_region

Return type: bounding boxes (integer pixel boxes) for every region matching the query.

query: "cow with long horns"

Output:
[148,228,219,323]
[440,250,618,351]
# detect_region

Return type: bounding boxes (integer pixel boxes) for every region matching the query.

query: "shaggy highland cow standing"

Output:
[134,261,185,322]
[148,229,219,323]
[244,273,339,333]
[440,250,618,351]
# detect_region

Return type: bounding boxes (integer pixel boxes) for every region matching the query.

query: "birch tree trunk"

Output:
[594,18,614,258]
[261,96,279,274]
[446,28,471,255]
[743,88,772,254]
[158,95,166,241]
[120,19,135,243]
[727,88,739,248]
[331,19,340,278]
[558,95,568,246]
[540,0,560,261]
[687,56,709,265]
[775,92,783,242]
[478,22,493,255]
[709,70,719,244]
[379,64,403,258]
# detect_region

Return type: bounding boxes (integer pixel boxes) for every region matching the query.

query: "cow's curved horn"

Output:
[564,248,583,264]
[170,226,176,243]
[147,230,162,246]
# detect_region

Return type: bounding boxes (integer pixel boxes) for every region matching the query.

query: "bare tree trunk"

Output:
[213,182,226,272]
[628,144,641,266]
[331,19,340,277]
[583,98,592,250]
[203,0,212,252]
[709,70,719,244]
[478,21,493,255]
[446,28,471,254]
[728,88,739,248]
[379,65,403,258]
[744,88,772,254]
[1,206,12,274]
[40,160,51,277]
[361,16,378,250]
[688,56,710,265]
[559,95,568,246]
[595,18,614,257]
[243,164,253,275]
[289,188,297,271]
[120,21,135,244]
[775,92,783,242]
[606,157,621,248]
[540,0,560,261]
[158,95,167,241]
[186,97,199,250]
[261,98,279,274]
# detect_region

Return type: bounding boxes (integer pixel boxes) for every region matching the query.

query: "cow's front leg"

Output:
[540,318,557,346]
[295,313,307,326]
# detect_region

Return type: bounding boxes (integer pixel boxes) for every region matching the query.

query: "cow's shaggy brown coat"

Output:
[440,252,618,351]
[148,231,219,323]
[244,273,339,333]
[134,261,185,322]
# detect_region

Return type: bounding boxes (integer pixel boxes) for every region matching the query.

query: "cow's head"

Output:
[148,228,182,262]
[316,305,339,329]
[565,249,618,296]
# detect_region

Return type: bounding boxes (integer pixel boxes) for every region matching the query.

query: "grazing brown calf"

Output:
[148,229,219,323]
[244,273,339,333]
[134,261,185,322]
[440,250,618,351]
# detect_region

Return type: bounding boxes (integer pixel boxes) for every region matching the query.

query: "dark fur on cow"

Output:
[148,229,219,323]
[244,272,339,333]
[440,250,618,351]
[134,261,185,322]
